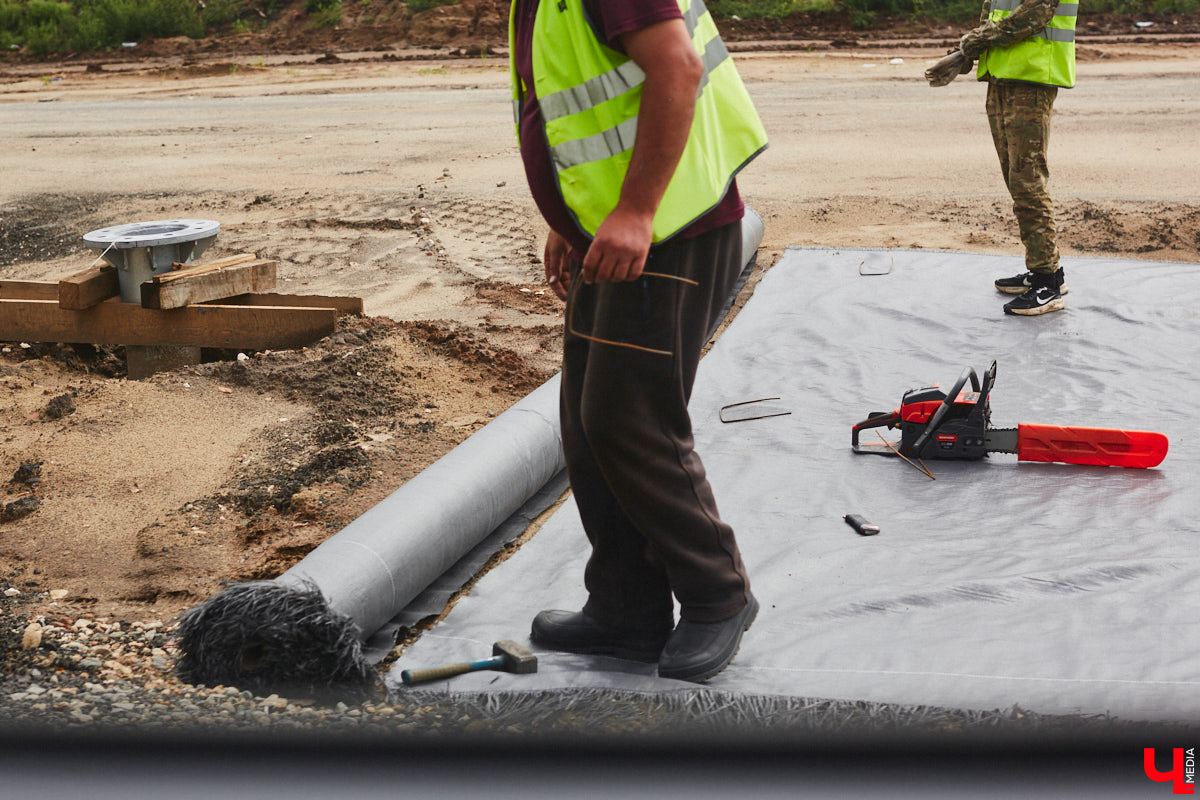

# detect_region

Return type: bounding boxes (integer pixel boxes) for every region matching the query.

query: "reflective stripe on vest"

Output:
[509,0,768,242]
[977,0,1078,87]
[549,35,733,171]
[537,0,725,127]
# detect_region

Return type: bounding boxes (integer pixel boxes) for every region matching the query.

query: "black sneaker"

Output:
[530,610,670,662]
[1003,271,1065,316]
[995,268,1068,295]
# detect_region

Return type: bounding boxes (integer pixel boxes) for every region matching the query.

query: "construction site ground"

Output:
[1,15,1199,741]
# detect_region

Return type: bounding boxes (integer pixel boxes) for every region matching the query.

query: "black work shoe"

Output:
[530,610,670,663]
[1003,271,1066,316]
[995,268,1068,296]
[657,594,759,683]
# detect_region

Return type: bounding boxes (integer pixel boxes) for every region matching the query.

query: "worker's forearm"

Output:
[579,19,702,284]
[959,0,1058,59]
[615,36,702,220]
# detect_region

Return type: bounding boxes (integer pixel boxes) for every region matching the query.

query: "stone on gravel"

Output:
[42,393,76,419]
[0,496,39,522]
[21,622,43,650]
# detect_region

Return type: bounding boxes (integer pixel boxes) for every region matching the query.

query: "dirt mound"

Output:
[401,319,551,396]
[5,1,1196,68]
[0,196,109,266]
[4,0,508,65]
[0,301,552,618]
[716,10,1200,42]
[408,0,507,47]
[124,9,1200,64]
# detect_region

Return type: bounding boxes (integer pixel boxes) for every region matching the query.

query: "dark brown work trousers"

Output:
[561,219,752,633]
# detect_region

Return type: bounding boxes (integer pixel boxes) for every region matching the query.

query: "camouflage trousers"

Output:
[986,80,1059,275]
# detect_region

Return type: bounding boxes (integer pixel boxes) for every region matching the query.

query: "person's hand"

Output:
[925,49,972,87]
[581,205,654,285]
[543,229,570,301]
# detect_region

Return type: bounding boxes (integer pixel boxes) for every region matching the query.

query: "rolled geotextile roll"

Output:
[175,374,562,699]
[175,210,765,699]
[283,373,563,634]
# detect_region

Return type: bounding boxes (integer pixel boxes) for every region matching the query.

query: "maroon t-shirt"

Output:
[513,0,744,260]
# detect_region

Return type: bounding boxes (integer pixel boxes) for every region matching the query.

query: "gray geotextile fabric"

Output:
[388,247,1200,723]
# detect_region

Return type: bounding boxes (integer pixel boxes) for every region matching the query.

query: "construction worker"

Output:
[509,0,767,682]
[926,0,1078,316]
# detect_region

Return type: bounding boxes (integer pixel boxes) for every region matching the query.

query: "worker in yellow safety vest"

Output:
[510,0,767,683]
[927,0,1078,316]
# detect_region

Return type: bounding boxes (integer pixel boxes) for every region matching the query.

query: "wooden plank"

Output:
[207,292,364,316]
[0,280,58,301]
[0,299,336,350]
[157,253,258,283]
[141,259,277,310]
[58,264,120,310]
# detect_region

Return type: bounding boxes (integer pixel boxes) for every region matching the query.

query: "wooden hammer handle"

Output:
[400,662,475,685]
[400,655,502,686]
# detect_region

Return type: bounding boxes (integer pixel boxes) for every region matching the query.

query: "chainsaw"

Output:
[851,361,1168,469]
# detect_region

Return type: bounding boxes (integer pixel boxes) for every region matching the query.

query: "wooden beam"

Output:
[0,299,336,350]
[0,280,58,301]
[58,265,120,310]
[158,253,258,282]
[141,258,277,310]
[208,292,364,316]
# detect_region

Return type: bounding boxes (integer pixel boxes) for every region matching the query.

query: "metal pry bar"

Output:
[719,397,792,424]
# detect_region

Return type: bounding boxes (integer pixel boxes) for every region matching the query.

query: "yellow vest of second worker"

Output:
[977,0,1078,88]
[508,0,768,242]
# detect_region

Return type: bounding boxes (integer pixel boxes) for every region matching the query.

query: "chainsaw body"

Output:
[851,361,1168,469]
[853,362,995,461]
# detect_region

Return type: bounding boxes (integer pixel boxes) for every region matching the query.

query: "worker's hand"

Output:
[925,49,972,87]
[543,229,570,301]
[581,205,654,285]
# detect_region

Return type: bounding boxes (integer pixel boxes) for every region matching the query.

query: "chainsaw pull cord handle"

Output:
[851,410,901,452]
[909,366,979,457]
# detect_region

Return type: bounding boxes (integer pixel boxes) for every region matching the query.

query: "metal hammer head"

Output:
[492,640,537,674]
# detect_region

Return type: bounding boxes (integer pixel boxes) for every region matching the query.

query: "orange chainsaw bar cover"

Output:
[1017,424,1169,469]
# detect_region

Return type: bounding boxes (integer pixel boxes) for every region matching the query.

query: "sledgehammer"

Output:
[400,640,537,686]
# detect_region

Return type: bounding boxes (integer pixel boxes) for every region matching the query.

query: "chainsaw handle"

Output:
[909,366,979,456]
[852,410,900,452]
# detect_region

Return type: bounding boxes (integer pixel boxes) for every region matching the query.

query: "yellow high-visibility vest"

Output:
[977,0,1078,88]
[509,0,768,242]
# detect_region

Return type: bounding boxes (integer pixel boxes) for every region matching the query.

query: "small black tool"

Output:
[844,514,879,536]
